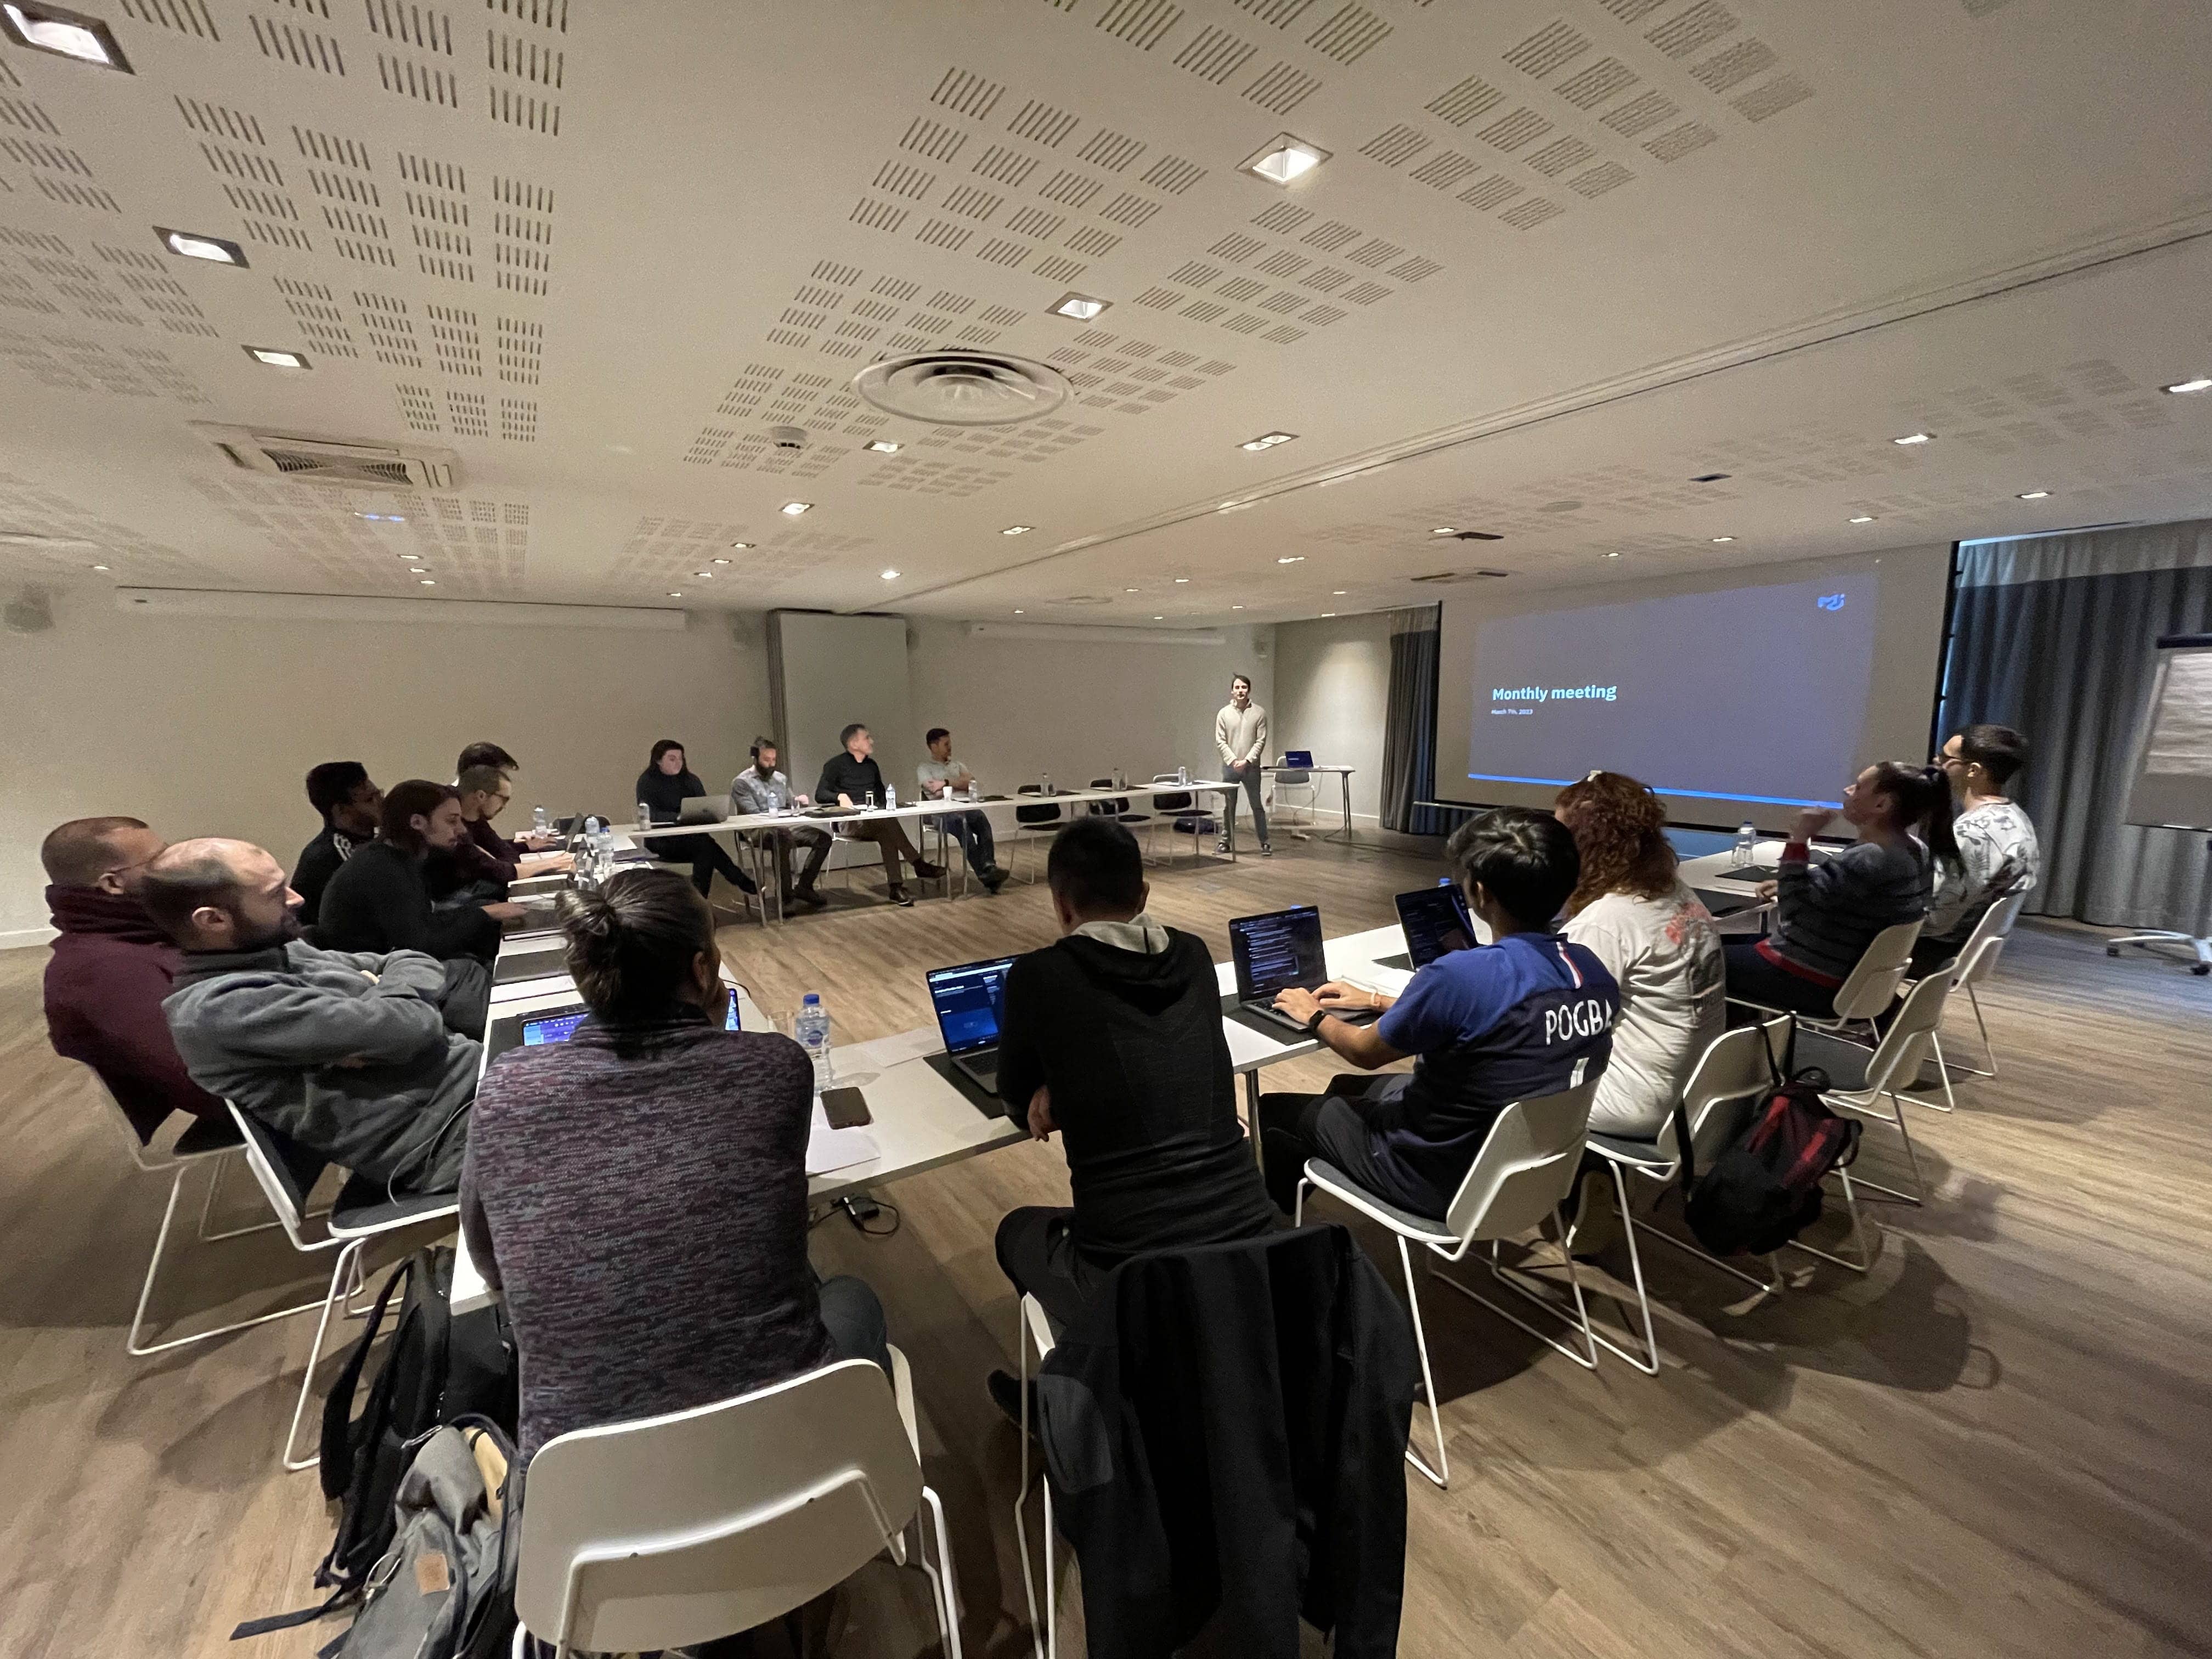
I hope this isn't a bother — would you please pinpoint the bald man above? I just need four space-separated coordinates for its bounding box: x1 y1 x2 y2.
40 816 226 1142
144 838 480 1195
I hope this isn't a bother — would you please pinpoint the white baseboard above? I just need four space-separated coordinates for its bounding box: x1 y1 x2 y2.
1 924 58 952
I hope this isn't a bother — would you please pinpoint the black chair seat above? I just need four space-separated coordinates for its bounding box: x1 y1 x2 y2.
329 1175 460 1235
1584 1130 1672 1169
174 1114 246 1157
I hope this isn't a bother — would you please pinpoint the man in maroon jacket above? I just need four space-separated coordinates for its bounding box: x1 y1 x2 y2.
41 816 226 1143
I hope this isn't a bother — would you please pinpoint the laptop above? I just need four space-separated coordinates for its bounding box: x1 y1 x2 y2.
1228 905 1379 1034
926 954 1016 1094
493 944 566 985
1281 748 1314 769
486 988 743 1064
677 794 730 825
1389 883 1477 971
499 899 562 939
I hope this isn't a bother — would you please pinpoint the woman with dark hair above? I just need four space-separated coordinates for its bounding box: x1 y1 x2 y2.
459 867 888 1474
1554 771 1723 1138
635 739 759 904
1722 761 1958 1016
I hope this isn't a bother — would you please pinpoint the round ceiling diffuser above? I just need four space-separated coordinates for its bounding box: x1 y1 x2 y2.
853 351 1071 426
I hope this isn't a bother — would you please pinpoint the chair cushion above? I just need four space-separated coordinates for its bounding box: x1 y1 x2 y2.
329 1175 461 1236
1304 1159 1458 1243
173 1114 246 1158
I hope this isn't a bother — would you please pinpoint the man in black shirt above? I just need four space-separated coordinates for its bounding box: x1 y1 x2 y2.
985 817 1278 1416
293 761 382 927
816 723 943 907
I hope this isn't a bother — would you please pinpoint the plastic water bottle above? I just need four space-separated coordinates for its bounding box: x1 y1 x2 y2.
1041 771 1051 796
532 804 549 836
1178 764 1189 787
886 783 898 810
1733 821 1757 871
794 993 832 1092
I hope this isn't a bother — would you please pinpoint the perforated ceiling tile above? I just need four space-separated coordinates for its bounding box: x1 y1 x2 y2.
1732 75 1814 122
1305 4 1392 64
1097 0 1183 51
1505 20 1594 78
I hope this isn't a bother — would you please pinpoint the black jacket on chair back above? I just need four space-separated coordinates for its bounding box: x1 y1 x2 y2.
1035 1223 1416 1659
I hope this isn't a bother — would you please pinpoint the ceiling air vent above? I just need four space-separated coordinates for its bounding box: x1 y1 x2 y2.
189 422 461 490
853 351 1071 426
1412 569 1511 583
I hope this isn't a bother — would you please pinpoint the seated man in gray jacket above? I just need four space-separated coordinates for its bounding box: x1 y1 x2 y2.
141 838 480 1196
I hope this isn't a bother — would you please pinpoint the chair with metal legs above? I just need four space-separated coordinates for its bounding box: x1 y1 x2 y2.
225 1105 460 1470
1012 786 1064 883
511 1353 960 1659
1013 1293 1063 1659
82 1071 326 1357
1812 968 1953 1210
1915 889 2025 1086
1579 1017 1793 1374
1295 1078 1600 1488
1143 775 1218 866
1730 917 1923 1047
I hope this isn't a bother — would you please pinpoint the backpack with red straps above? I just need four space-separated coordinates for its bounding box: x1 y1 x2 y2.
1676 1052 1863 1257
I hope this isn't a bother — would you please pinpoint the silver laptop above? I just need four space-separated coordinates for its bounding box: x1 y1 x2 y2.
677 794 730 825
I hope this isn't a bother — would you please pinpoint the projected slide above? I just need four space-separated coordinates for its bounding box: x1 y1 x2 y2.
1469 574 1880 809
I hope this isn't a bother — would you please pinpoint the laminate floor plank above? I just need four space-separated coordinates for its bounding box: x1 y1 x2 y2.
1 839 2206 1658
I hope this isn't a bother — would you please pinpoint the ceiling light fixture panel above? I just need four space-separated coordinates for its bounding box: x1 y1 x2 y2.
1001 525 1032 536
2161 376 2212 396
1242 133 1329 185
157 227 247 267
0 2 130 69
1241 431 1297 451
1050 292 1110 320
780 501 811 516
244 346 309 369
1892 431 1934 445
1849 515 1876 523
863 439 902 454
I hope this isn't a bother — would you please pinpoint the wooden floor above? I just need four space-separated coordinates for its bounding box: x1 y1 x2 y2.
3 835 2209 1659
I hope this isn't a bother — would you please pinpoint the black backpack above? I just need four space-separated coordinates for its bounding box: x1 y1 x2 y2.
234 1246 518 1641
1673 1041 1863 1257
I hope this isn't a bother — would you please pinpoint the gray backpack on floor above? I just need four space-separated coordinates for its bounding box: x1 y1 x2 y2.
332 1417 518 1659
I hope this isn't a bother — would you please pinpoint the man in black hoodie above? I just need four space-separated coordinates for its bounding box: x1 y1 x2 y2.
317 782 517 1032
292 761 382 927
986 817 1279 1413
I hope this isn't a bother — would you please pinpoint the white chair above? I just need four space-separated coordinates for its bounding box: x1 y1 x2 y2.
1579 1017 1794 1373
1730 917 1924 1047
511 1352 959 1659
1923 888 2026 1082
1805 970 1954 1235
1295 1078 1600 1488
225 1104 460 1469
82 1071 325 1357
1013 1294 1063 1659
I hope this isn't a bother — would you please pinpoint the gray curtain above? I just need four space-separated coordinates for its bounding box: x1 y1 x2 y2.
1939 520 2212 930
1381 605 1451 837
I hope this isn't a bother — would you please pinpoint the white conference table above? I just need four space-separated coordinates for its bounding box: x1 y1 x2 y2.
447 917 1432 1314
1262 764 1357 844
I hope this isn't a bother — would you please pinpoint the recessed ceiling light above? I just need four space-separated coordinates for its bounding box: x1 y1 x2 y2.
1431 527 1456 536
244 346 309 370
1002 524 1032 536
1153 615 1165 620
418 578 436 586
730 541 751 550
1601 552 1621 560
711 557 730 565
780 501 811 516
400 553 422 561
693 569 714 578
1690 472 1730 483
1240 431 1297 451
2162 376 2212 396
1277 555 1305 563
1174 577 1190 584
1241 133 1329 185
356 511 405 522
156 227 246 267
1892 431 1934 445
1849 515 1876 523
89 563 108 571
0 3 131 69
863 439 902 454
881 568 900 580
1124 586 1139 592
1013 608 1024 614
1232 604 1245 610
1332 590 1347 595
2017 490 2050 500
1711 535 1735 543
667 591 682 598
1049 292 1110 321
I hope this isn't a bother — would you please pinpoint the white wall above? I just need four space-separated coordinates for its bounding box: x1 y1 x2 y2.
0 593 774 944
1271 611 1398 824
906 619 1275 794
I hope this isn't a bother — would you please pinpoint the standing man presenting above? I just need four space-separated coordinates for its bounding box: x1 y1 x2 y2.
917 727 1008 894
1215 672 1274 857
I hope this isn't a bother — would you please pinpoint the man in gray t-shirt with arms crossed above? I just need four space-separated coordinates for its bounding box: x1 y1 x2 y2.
1214 672 1273 855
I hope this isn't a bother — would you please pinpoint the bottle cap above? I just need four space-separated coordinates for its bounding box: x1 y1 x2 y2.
802 991 821 1005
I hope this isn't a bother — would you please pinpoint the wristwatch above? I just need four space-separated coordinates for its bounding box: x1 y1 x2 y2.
1305 1008 1330 1035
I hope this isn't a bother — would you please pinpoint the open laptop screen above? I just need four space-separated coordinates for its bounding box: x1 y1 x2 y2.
517 989 741 1049
1395 885 1476 969
1282 749 1314 769
1231 906 1326 1000
928 956 1015 1056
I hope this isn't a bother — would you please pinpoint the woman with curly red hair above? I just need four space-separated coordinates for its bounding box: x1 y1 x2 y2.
1552 771 1724 1141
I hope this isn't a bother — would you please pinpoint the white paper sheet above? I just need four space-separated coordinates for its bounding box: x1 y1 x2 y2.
806 1098 880 1175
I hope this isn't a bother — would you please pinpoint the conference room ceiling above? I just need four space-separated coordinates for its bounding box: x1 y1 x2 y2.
1 0 2209 624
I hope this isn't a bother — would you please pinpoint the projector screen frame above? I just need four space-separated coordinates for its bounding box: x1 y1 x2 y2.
1427 543 1956 836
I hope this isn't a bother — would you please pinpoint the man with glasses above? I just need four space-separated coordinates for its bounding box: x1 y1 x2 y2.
1920 724 2039 974
40 816 228 1138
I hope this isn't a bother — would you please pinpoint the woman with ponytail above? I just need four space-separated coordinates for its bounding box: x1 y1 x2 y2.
458 867 889 1474
1554 771 1725 1138
1722 760 1957 1017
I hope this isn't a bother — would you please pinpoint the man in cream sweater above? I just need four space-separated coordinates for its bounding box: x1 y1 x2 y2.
1214 673 1273 855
